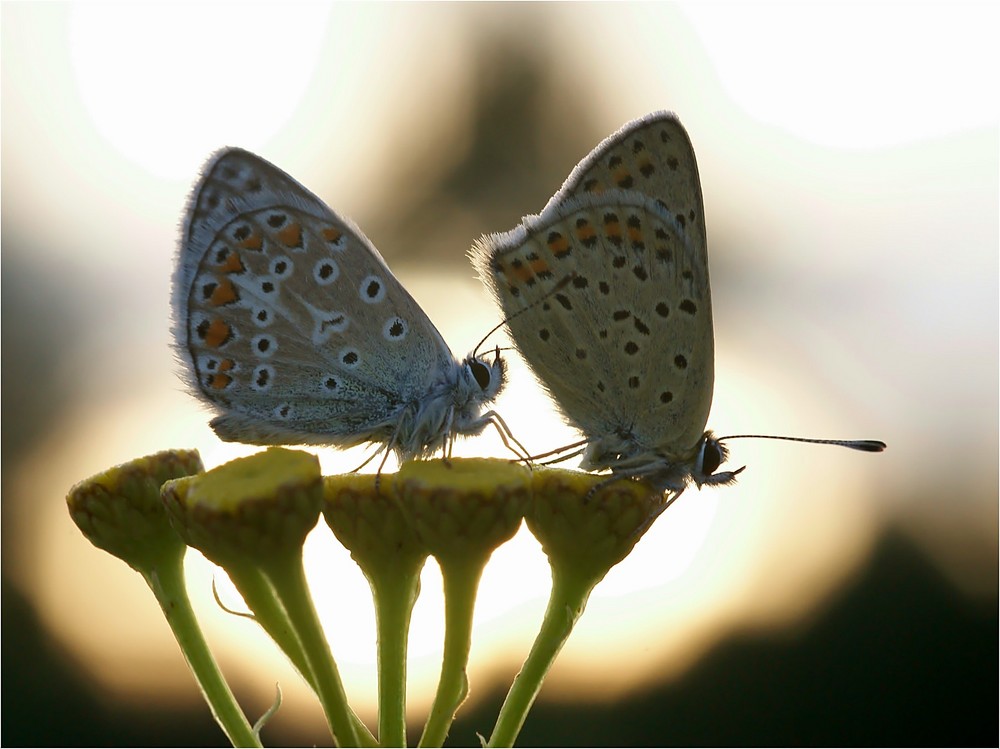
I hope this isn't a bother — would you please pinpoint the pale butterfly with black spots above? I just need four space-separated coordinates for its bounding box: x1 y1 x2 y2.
474 111 883 503
174 147 512 462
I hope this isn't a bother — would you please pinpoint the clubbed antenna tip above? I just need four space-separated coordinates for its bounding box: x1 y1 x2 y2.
718 435 886 452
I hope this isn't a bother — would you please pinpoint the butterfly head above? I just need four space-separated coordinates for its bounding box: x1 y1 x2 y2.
692 431 887 489
691 431 746 488
460 345 506 406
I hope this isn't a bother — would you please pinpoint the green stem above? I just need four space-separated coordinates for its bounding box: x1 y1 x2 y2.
224 565 316 692
487 567 596 748
144 555 260 748
370 564 423 747
419 556 486 748
262 553 366 747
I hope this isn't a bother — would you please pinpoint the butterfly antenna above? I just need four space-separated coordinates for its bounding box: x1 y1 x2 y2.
473 274 575 358
718 434 886 452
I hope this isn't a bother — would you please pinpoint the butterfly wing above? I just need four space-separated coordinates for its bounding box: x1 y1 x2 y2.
174 148 456 447
546 111 707 260
474 113 714 458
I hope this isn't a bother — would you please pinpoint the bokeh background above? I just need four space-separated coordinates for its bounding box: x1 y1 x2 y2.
2 3 996 746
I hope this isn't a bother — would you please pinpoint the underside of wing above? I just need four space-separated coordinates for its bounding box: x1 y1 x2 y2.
475 191 714 453
174 149 455 444
545 112 707 263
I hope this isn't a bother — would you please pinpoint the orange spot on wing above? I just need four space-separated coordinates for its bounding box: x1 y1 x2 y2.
209 279 238 306
207 372 232 390
612 166 632 186
628 226 644 245
547 233 570 255
604 217 622 240
237 232 263 251
322 227 342 243
503 261 535 284
277 222 303 247
529 257 550 275
204 319 233 348
218 251 245 274
575 222 596 243
217 358 235 372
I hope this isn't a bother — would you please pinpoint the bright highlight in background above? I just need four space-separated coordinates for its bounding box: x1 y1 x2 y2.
69 4 331 178
682 4 999 148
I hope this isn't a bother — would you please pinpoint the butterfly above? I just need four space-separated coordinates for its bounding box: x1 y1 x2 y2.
474 112 884 502
173 147 513 462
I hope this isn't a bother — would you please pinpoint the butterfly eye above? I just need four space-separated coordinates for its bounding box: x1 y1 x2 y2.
699 435 724 476
469 359 492 390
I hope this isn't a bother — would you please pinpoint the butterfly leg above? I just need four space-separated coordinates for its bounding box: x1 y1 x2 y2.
440 405 456 465
479 410 533 463
659 487 687 514
521 437 590 465
626 487 682 542
581 473 636 503
374 423 410 495
350 445 387 474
